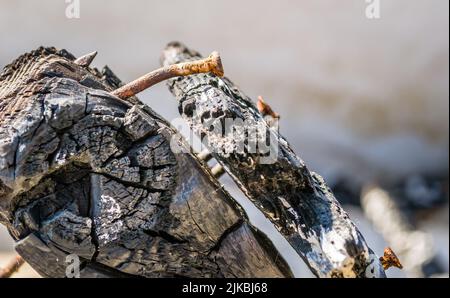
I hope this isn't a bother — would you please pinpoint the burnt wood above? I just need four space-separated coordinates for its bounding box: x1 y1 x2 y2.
0 47 292 278
162 42 386 278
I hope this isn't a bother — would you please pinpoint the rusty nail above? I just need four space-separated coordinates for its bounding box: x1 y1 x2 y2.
112 51 224 100
257 95 280 119
379 247 403 270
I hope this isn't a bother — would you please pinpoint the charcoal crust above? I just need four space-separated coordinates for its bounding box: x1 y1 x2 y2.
0 47 292 278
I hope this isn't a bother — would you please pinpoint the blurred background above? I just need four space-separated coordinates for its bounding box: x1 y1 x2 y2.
0 0 448 277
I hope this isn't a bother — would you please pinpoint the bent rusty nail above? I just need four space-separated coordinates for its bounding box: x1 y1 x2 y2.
112 52 224 100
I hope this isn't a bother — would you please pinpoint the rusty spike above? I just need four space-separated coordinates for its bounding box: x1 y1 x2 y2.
257 95 280 119
380 247 403 270
112 51 224 100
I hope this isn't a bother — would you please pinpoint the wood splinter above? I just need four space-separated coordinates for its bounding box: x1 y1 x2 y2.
74 51 98 67
112 51 224 99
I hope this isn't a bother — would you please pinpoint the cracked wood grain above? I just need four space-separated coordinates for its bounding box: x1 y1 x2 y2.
0 47 292 278
162 42 386 278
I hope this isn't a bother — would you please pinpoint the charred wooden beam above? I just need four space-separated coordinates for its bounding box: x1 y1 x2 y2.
0 47 292 278
162 42 386 278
